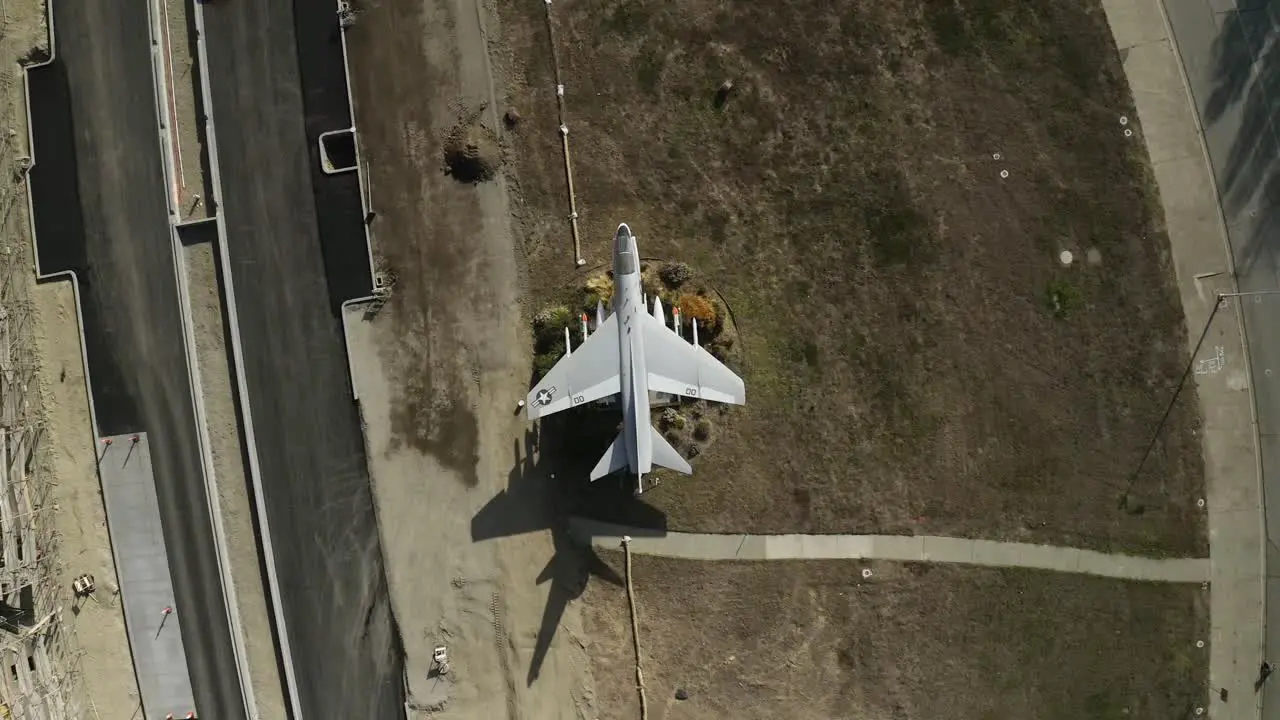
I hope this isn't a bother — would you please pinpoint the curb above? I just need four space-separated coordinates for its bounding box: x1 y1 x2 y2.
333 0 381 405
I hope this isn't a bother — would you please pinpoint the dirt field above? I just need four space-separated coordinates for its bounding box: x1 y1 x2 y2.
31 282 139 717
492 0 1206 557
343 0 598 715
582 554 1207 719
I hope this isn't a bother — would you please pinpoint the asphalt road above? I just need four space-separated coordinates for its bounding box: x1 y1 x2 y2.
27 1 245 717
1161 0 1280 708
200 1 404 716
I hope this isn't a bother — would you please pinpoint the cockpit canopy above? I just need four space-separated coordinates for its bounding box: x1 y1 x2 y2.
614 224 637 275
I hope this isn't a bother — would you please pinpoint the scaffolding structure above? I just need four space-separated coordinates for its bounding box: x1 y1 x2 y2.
0 255 79 720
0 128 85 717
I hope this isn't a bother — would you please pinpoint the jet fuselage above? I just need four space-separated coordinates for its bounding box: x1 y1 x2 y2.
612 223 652 478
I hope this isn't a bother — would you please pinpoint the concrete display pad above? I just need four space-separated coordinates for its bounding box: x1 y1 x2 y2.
98 433 196 719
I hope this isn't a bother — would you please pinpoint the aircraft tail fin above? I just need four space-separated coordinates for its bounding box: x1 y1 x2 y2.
649 425 692 475
590 425 694 480
590 433 629 481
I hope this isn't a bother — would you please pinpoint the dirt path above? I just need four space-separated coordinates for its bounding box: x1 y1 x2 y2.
343 0 596 717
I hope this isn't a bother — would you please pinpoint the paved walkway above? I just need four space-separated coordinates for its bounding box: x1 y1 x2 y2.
1102 0 1268 718
570 518 1211 583
99 434 198 719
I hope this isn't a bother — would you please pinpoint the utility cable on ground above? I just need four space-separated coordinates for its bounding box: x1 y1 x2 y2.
1123 290 1280 507
622 536 648 720
538 0 583 265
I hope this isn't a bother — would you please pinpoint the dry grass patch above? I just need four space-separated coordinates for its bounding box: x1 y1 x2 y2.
494 0 1205 556
580 554 1208 720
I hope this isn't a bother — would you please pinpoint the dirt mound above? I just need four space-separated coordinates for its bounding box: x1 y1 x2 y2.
443 123 501 184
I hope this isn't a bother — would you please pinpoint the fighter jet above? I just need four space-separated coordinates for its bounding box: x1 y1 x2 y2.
526 222 746 492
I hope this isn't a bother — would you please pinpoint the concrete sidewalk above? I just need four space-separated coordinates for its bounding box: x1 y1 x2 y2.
98 434 197 719
570 518 1211 583
1103 0 1265 717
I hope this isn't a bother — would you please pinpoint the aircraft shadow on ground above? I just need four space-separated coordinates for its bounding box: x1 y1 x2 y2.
1203 1 1280 277
470 417 667 687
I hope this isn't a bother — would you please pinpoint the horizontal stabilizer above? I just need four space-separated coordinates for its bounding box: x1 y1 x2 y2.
590 432 629 481
649 425 692 475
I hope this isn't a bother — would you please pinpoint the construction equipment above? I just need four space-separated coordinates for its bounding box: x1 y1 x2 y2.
71 574 93 598
432 646 450 676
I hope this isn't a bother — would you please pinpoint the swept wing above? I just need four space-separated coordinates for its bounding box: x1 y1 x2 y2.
640 312 745 404
526 314 622 419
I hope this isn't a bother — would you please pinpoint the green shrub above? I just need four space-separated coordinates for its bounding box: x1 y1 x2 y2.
1044 279 1079 320
660 262 694 287
693 420 712 441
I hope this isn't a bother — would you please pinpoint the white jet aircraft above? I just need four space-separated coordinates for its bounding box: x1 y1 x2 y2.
526 223 746 492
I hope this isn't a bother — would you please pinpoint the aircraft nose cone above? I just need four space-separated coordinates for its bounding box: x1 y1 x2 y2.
614 223 635 255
